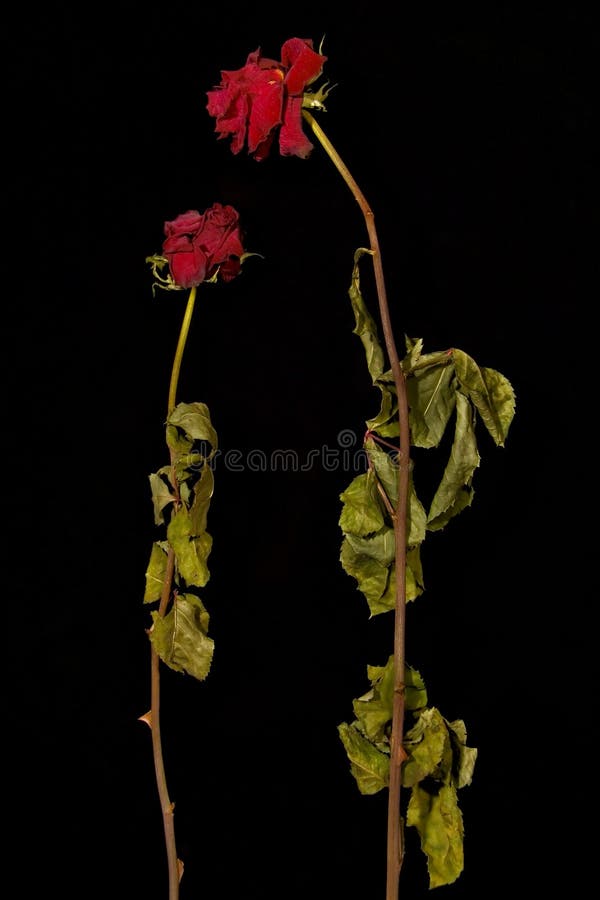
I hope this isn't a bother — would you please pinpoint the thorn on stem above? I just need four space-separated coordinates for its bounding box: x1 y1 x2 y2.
138 711 153 729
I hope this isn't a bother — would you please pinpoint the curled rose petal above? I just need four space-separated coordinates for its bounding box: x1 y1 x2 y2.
280 38 327 96
279 96 314 158
207 50 284 159
247 72 284 155
163 235 208 289
164 210 205 238
207 84 250 155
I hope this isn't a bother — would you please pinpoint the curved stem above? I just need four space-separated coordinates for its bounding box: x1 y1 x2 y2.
303 110 410 900
150 284 198 899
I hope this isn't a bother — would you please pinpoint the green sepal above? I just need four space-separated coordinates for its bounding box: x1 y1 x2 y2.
149 592 214 681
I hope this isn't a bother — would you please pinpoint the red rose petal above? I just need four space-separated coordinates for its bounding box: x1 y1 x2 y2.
279 96 314 158
247 76 284 155
281 38 327 95
164 210 205 238
168 244 208 289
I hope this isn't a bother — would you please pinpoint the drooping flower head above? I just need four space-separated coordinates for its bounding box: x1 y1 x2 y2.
148 203 246 291
207 38 327 161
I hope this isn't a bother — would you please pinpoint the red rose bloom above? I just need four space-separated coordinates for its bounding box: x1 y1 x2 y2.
162 203 245 288
206 37 327 161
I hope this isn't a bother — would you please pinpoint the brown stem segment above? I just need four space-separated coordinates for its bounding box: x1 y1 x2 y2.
147 285 198 899
150 548 179 898
303 110 411 900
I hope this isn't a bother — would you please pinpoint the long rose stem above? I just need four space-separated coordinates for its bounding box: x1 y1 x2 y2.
149 284 198 900
303 110 410 900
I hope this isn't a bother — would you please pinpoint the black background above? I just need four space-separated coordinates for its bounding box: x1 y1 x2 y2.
7 4 596 898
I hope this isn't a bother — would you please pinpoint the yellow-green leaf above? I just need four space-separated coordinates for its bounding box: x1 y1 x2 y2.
144 541 169 603
353 655 395 744
348 248 384 383
364 439 427 545
447 719 478 788
188 463 214 535
339 470 385 536
403 708 451 788
337 722 390 794
167 508 212 588
407 359 456 449
345 528 396 567
427 392 480 530
453 350 516 447
340 537 389 614
148 468 175 526
407 782 464 888
405 665 428 711
149 593 213 681
167 402 218 451
378 548 425 611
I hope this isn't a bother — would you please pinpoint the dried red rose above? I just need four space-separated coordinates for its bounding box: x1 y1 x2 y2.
206 38 327 161
162 204 245 288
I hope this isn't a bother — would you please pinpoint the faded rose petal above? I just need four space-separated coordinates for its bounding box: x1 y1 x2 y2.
207 75 251 156
207 86 250 155
207 51 284 159
164 210 205 238
279 96 314 158
247 74 283 154
196 204 245 268
163 236 208 288
247 48 281 70
217 257 242 282
281 38 327 95
253 130 276 162
208 41 327 160
162 234 195 254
